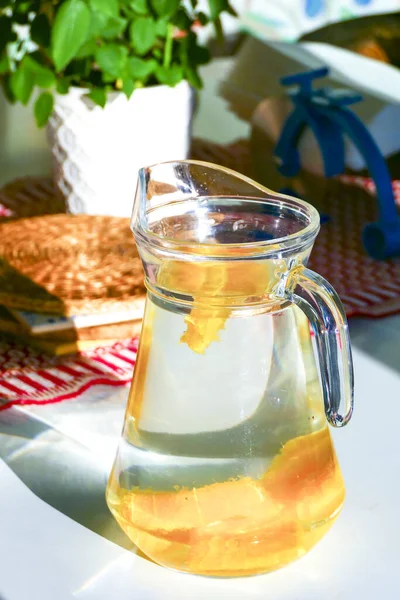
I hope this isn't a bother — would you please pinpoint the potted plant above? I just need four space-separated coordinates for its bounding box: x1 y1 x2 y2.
0 0 235 216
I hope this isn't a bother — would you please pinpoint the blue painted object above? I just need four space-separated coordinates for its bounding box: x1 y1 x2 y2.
273 68 400 259
305 0 325 18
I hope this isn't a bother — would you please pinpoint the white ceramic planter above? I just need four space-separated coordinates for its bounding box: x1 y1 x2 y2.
47 81 194 217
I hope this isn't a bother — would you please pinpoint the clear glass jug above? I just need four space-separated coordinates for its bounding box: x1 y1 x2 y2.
106 161 354 577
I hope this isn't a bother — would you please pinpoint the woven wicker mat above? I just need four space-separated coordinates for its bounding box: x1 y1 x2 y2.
0 138 399 319
0 214 145 315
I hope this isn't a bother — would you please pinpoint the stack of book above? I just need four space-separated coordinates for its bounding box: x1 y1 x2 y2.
0 304 144 355
0 213 146 355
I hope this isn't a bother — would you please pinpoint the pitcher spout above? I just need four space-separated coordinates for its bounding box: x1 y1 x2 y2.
132 160 319 256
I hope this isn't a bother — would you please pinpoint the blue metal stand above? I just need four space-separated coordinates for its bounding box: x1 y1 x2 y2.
274 67 400 259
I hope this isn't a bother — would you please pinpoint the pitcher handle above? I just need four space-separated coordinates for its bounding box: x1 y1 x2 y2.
275 266 354 427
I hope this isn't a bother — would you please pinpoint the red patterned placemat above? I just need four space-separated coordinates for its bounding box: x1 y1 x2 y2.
310 178 400 317
0 338 138 412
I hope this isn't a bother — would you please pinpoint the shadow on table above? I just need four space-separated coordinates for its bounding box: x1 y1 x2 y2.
0 409 134 552
350 315 400 375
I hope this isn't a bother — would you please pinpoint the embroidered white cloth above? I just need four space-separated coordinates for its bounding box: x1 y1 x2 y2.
240 0 400 42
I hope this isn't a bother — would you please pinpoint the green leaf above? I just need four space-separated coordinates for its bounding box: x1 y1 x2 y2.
24 56 56 88
88 11 127 39
56 78 71 94
88 10 108 37
31 13 51 47
129 0 148 15
186 66 202 89
95 44 128 78
128 56 156 79
102 72 116 83
197 11 209 25
2 75 16 103
207 0 236 20
9 61 35 104
51 0 91 71
174 8 191 31
213 16 223 41
75 39 97 59
187 35 210 65
90 0 119 18
0 54 9 74
129 17 157 55
103 16 128 39
86 87 107 107
155 64 183 86
195 45 210 65
36 69 56 88
122 77 135 98
150 0 179 17
180 33 210 70
0 16 17 53
14 1 32 16
34 91 54 127
155 18 168 37
65 58 91 78
34 66 56 88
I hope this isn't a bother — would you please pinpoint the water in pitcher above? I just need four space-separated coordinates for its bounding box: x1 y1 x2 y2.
106 194 347 576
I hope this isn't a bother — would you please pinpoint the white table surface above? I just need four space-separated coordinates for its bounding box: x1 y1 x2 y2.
1 59 400 600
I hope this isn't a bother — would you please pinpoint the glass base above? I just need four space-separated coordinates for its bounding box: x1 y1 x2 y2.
107 498 342 577
106 427 345 578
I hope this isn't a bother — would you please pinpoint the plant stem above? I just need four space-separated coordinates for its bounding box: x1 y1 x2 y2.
163 23 174 69
214 17 223 43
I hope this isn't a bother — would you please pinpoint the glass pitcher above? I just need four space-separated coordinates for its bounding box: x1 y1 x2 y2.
106 161 354 577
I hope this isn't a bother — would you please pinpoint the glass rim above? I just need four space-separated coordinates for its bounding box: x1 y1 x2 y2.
132 160 321 259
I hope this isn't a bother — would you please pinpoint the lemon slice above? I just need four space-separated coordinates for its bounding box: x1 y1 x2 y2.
158 257 274 354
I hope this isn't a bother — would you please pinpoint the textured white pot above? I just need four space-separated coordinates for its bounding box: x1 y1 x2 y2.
47 81 194 217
